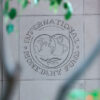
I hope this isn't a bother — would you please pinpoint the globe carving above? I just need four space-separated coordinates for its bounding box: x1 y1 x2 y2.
33 34 70 68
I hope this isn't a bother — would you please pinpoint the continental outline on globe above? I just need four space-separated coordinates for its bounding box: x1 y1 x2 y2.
32 34 70 68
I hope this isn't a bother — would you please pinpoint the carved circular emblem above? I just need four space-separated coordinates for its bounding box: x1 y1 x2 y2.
31 34 70 69
23 19 80 76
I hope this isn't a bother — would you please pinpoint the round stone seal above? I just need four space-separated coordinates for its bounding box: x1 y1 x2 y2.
23 19 80 76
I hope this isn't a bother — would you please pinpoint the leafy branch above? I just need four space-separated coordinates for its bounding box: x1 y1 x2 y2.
3 0 73 34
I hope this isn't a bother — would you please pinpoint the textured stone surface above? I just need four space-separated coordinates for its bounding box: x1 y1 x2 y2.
20 80 85 100
19 16 84 80
84 0 100 14
1 0 100 100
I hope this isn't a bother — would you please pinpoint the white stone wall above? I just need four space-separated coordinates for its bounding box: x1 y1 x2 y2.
1 0 100 100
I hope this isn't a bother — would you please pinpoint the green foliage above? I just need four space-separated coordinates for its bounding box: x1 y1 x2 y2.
9 8 17 20
3 0 73 34
67 89 100 100
4 0 9 13
6 24 14 34
64 2 73 20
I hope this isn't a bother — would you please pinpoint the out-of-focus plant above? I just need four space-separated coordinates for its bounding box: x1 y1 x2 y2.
67 89 100 100
1 1 100 100
3 0 73 34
